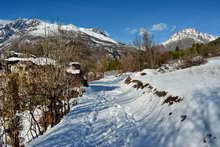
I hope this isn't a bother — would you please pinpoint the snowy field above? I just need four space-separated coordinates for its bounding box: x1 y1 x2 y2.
29 58 220 147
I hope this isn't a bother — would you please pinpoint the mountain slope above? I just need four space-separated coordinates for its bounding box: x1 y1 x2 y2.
0 19 129 57
29 57 220 147
162 28 217 50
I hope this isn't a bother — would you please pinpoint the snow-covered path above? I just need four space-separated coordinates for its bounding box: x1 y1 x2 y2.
29 74 144 147
30 59 220 147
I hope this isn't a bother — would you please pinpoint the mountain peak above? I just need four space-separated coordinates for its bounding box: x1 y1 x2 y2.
162 28 217 50
182 28 197 33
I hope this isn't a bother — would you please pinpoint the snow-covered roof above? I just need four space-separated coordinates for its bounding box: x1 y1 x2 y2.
6 57 56 66
66 68 80 74
69 62 80 66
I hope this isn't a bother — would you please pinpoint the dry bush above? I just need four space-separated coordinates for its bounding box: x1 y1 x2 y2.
140 72 147 76
124 77 149 90
162 96 184 106
0 73 23 147
178 56 207 69
154 90 168 97
0 63 86 145
120 31 169 72
124 76 132 84
132 80 143 89
120 53 142 72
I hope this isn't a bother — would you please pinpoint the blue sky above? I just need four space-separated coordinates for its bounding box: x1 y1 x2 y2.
0 0 219 43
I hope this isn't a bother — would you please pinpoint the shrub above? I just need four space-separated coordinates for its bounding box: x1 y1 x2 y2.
124 76 132 84
132 80 145 89
0 63 86 145
162 96 184 106
154 90 168 97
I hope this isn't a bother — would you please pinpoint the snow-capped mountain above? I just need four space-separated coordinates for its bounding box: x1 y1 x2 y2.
162 28 217 50
0 18 129 57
